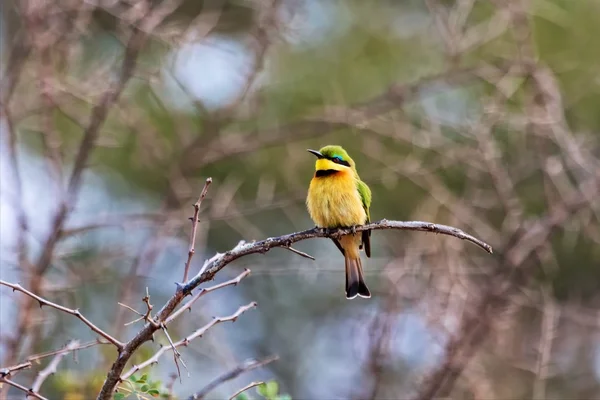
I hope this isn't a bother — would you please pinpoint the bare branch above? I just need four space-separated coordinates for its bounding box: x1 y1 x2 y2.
183 178 213 282
0 376 49 400
31 340 81 392
282 245 316 261
1 339 109 379
228 381 265 400
0 362 31 377
98 218 492 399
533 288 559 400
0 281 123 349
167 269 251 324
188 355 279 400
121 302 257 381
160 322 189 381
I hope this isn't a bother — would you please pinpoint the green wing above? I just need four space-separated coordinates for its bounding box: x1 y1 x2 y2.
357 179 372 257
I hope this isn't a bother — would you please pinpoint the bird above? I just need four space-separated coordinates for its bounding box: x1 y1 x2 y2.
305 145 372 299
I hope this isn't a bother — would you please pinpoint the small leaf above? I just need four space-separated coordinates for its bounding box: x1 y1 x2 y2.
277 394 292 400
140 384 149 392
129 375 138 382
114 393 126 400
257 383 268 397
235 393 249 400
266 381 279 398
139 374 148 383
147 389 160 397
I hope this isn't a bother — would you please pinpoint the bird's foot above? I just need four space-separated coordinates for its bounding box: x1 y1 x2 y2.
314 226 327 235
350 225 357 235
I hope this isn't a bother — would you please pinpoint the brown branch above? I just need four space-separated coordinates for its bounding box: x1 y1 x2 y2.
188 355 279 400
183 178 213 282
228 381 265 400
0 281 123 349
31 340 80 393
97 217 491 399
0 362 31 377
167 269 251 323
3 8 150 369
0 376 49 400
35 22 147 278
120 302 257 380
282 245 316 260
0 339 109 379
160 323 189 381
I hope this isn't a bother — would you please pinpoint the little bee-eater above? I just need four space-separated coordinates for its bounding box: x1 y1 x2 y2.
306 145 372 299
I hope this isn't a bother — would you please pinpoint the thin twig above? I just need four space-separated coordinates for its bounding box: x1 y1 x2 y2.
0 281 123 349
31 340 80 392
120 302 257 381
188 355 279 400
167 269 251 323
533 287 559 400
0 339 109 378
160 322 189 381
0 376 49 400
183 177 213 283
228 381 265 400
0 362 31 377
282 245 315 260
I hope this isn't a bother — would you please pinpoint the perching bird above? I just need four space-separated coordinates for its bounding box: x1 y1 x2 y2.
306 145 372 299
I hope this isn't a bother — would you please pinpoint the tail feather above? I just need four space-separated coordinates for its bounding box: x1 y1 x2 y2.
345 256 371 299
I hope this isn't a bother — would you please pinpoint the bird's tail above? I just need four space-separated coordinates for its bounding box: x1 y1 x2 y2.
345 255 371 299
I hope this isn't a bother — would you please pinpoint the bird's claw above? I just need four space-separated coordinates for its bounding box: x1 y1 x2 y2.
350 225 357 235
314 226 327 235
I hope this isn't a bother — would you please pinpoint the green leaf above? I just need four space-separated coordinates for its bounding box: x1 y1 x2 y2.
266 381 279 398
257 383 268 397
147 389 160 397
129 375 138 382
140 384 149 392
114 393 126 400
235 393 249 400
139 374 148 383
277 394 292 400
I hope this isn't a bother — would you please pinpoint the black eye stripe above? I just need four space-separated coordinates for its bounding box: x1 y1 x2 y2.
331 157 350 167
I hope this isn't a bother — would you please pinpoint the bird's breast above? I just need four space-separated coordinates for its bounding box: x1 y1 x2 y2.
306 172 367 228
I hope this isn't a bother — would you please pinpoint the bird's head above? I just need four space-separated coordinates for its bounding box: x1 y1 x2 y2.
307 145 356 175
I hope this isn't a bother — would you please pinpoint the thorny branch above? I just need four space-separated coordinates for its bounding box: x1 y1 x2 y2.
0 280 124 349
188 355 279 400
97 214 491 398
183 178 213 282
31 340 81 393
120 302 258 381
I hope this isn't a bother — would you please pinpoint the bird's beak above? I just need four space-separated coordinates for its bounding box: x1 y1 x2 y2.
307 149 324 158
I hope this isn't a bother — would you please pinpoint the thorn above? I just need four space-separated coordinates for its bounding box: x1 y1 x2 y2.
38 301 43 308
174 282 184 291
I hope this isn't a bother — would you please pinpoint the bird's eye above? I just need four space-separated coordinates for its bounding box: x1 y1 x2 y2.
332 156 343 162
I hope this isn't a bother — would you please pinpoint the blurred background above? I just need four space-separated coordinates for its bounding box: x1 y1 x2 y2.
1 0 600 398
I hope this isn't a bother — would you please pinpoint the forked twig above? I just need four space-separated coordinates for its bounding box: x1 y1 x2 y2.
121 302 257 380
166 269 251 324
188 355 279 400
183 178 213 283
